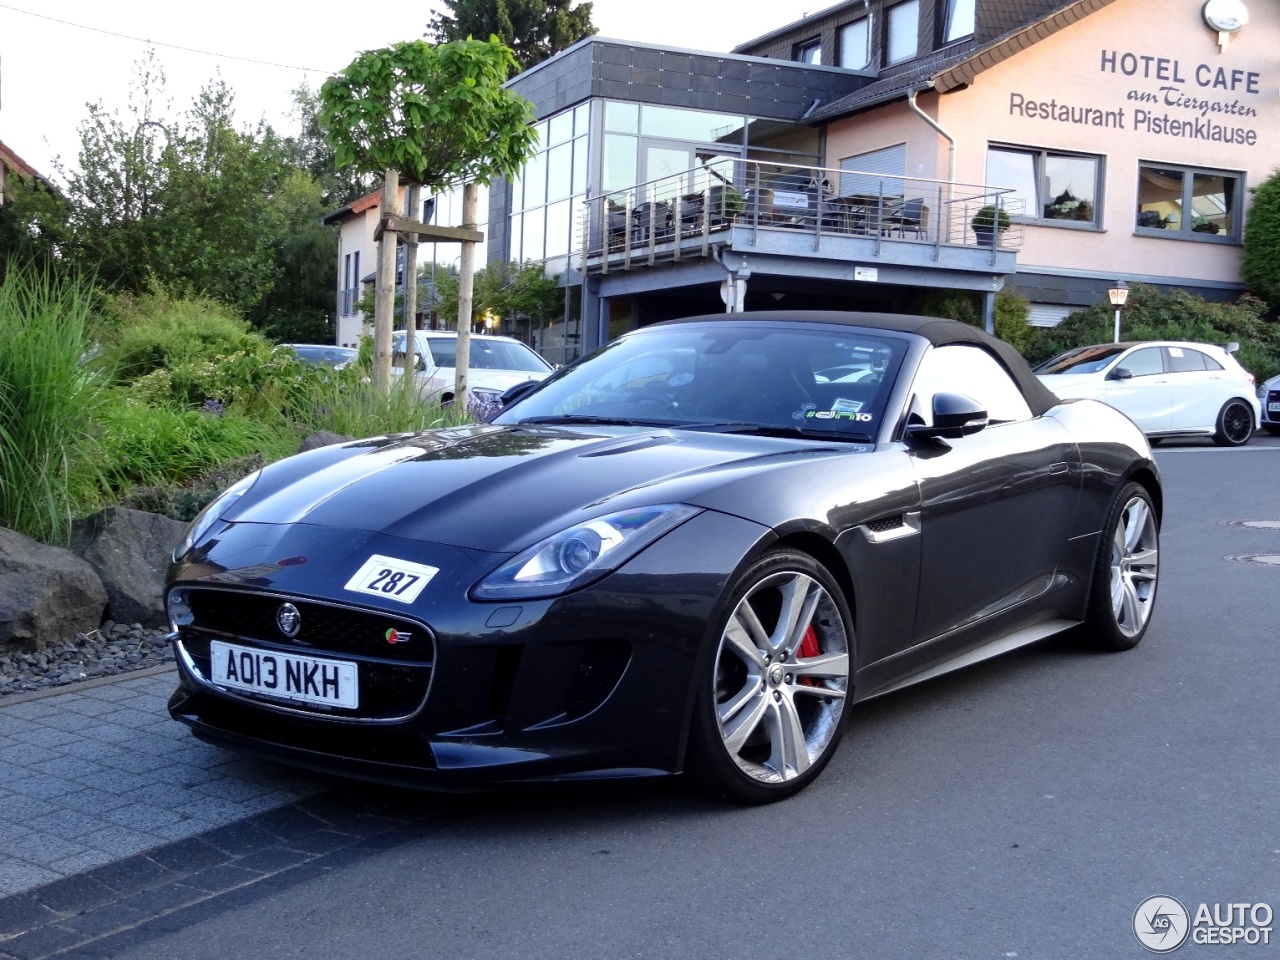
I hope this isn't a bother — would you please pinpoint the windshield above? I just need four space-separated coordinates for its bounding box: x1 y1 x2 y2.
396 337 551 373
1036 345 1126 375
289 345 357 366
492 323 908 438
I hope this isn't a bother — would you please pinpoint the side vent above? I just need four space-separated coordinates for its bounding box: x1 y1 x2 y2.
859 510 921 543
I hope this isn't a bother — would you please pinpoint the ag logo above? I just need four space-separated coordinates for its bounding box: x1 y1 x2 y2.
1134 896 1190 952
275 603 302 639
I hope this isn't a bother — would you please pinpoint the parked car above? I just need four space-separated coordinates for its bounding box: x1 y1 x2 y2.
1036 341 1260 446
1259 373 1280 436
166 311 1161 802
281 344 358 369
391 331 553 415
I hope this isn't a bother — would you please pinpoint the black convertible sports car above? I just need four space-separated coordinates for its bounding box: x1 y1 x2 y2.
166 312 1161 802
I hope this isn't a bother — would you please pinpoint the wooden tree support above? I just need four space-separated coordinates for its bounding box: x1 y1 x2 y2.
375 217 484 244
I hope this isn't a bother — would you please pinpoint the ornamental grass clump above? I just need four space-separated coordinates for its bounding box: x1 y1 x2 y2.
0 267 110 543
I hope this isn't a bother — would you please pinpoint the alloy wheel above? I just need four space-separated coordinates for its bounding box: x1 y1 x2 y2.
713 570 849 784
1219 400 1254 445
1110 496 1159 638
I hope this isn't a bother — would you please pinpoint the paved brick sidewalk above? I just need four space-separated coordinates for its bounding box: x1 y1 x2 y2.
0 669 333 898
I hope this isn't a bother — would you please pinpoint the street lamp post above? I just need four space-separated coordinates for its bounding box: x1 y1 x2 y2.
1108 280 1130 344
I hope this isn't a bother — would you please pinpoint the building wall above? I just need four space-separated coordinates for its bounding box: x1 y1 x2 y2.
821 0 1279 304
937 0 1278 290
335 209 379 347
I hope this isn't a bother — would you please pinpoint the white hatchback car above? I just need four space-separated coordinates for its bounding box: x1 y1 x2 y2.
391 331 553 413
1036 341 1261 446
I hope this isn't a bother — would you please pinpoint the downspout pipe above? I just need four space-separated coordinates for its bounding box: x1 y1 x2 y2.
907 84 956 242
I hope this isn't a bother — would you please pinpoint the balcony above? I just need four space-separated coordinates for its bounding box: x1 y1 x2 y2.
578 159 1023 293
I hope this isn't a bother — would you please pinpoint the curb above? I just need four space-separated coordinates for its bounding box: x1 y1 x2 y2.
0 662 177 707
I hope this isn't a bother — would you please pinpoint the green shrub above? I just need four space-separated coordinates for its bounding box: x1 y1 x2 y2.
971 204 1011 234
1027 284 1280 381
0 267 110 543
1243 166 1280 311
284 369 472 437
95 395 295 494
103 286 256 382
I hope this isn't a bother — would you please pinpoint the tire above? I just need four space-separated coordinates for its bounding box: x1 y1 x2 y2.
688 549 853 803
1083 482 1159 651
1212 398 1254 447
1265 424 1280 438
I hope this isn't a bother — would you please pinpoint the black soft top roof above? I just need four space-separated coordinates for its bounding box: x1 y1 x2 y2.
653 311 1062 417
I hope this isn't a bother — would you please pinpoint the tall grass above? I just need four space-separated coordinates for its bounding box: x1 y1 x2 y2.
0 268 109 544
285 371 474 438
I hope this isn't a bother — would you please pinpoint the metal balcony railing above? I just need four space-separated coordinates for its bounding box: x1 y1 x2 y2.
578 158 1023 272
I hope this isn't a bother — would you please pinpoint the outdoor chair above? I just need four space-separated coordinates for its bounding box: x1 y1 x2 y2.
884 198 927 239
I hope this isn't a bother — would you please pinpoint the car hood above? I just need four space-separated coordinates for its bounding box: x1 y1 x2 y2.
225 424 853 553
1037 373 1103 395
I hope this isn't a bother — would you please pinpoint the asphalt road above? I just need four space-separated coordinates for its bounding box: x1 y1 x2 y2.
49 439 1280 960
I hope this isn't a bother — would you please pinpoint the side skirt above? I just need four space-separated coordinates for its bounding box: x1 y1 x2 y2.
858 618 1078 701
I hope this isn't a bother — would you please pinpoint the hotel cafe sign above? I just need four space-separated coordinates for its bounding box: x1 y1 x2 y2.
1006 1 1267 147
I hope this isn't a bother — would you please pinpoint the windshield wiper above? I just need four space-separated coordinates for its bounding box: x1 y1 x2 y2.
517 415 679 428
684 422 875 443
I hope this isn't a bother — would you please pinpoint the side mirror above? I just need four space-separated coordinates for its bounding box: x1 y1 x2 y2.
500 380 539 408
1109 367 1133 381
905 393 989 442
1223 341 1240 355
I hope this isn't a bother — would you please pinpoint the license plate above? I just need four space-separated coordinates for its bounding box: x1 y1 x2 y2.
209 640 358 709
1269 402 1280 413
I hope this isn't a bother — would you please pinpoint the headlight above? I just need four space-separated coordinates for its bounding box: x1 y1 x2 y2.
469 387 503 404
471 504 702 600
172 469 261 560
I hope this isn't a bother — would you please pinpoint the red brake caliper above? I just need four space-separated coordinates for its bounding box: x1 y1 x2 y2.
798 625 820 686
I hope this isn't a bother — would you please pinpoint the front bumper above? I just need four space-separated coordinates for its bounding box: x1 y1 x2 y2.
166 510 770 787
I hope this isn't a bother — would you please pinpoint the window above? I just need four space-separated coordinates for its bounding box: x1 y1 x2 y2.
794 38 822 64
986 145 1101 226
1119 347 1164 377
1135 163 1241 242
839 19 870 69
839 144 906 197
912 345 1032 424
941 0 975 43
1165 346 1222 373
886 1 919 65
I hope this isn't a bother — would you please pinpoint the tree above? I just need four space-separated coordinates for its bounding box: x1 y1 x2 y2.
319 38 538 394
426 0 597 72
1243 166 1280 314
284 84 372 209
434 260 561 334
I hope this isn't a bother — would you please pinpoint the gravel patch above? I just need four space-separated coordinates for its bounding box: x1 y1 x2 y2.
0 623 175 698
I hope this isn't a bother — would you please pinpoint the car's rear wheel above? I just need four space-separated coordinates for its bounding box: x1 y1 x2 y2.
1084 482 1159 651
689 550 852 803
1212 399 1254 446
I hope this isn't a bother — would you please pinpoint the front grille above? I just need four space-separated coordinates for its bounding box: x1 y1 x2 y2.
177 587 434 721
186 589 429 662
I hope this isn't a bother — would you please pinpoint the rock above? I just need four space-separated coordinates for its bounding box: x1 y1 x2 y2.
298 430 354 453
72 507 187 628
0 527 108 652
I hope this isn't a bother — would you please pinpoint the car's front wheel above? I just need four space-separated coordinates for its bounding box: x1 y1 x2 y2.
1084 482 1159 651
1212 398 1254 446
688 550 852 803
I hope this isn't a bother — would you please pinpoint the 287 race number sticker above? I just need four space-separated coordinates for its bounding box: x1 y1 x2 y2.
343 555 439 604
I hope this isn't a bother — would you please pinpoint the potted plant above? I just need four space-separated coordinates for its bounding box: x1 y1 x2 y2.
971 204 1011 245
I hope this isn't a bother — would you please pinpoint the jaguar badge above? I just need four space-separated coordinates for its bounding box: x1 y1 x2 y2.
276 603 302 638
